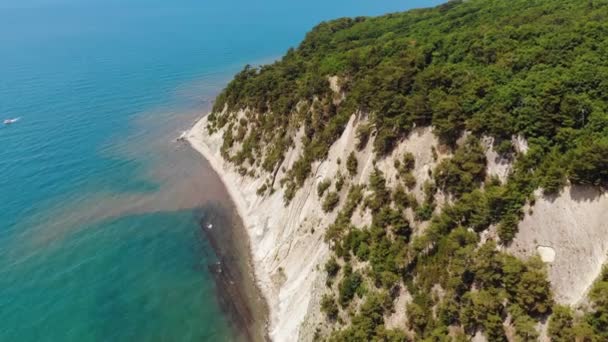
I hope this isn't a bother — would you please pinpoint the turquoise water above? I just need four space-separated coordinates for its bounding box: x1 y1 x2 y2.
0 0 442 340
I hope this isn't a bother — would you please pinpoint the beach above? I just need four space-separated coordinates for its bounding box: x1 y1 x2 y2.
195 200 270 342
185 115 280 339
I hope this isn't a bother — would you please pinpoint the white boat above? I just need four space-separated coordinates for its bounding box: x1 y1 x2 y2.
3 118 19 125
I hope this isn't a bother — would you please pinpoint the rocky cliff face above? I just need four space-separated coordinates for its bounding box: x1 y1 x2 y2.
510 186 608 305
190 107 608 341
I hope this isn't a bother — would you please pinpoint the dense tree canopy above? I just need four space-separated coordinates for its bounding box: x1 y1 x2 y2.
210 0 608 194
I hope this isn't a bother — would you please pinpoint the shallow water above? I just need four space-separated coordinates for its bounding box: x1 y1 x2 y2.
0 0 443 340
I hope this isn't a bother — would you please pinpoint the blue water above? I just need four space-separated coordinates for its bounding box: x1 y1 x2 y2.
0 0 443 340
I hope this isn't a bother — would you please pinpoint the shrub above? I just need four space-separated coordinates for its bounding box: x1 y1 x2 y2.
497 213 520 244
335 173 345 192
283 181 296 205
321 294 339 321
323 192 340 212
256 183 268 195
415 203 434 221
317 179 331 197
356 124 372 150
407 302 430 334
325 257 340 278
365 168 390 212
542 165 567 194
401 152 416 172
402 172 417 189
346 152 358 176
496 139 514 156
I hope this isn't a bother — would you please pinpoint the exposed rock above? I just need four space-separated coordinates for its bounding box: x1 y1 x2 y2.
510 186 608 304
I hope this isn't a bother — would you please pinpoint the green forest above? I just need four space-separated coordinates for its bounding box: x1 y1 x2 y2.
207 0 608 340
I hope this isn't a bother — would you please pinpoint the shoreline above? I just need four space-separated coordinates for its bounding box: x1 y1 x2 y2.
185 114 275 340
196 202 269 342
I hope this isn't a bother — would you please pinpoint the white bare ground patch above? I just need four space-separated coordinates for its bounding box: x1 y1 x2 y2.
512 135 529 155
482 136 512 183
351 206 372 228
537 320 550 342
509 186 608 304
385 286 412 330
328 76 341 94
328 76 345 105
472 330 488 342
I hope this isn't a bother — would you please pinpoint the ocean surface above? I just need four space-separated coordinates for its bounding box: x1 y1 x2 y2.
0 0 443 340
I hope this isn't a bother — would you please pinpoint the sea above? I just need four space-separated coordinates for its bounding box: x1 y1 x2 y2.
0 0 443 340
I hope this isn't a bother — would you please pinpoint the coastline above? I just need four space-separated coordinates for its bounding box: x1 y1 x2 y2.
185 112 332 341
185 114 277 340
196 201 269 342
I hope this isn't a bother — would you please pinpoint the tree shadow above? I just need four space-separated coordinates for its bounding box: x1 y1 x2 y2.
541 185 603 204
568 185 604 203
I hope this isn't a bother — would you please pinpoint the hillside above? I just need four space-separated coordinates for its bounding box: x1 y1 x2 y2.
198 0 608 340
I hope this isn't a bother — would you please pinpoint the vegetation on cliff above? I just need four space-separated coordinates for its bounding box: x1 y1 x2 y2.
210 0 608 191
207 0 608 339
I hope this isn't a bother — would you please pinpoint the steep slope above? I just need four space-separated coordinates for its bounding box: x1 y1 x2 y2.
192 0 608 340
510 186 608 304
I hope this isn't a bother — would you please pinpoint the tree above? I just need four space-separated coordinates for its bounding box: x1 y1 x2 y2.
510 305 539 341
347 152 358 176
434 137 486 197
569 137 608 187
338 265 363 307
515 257 554 316
472 241 503 288
460 289 505 335
548 305 574 342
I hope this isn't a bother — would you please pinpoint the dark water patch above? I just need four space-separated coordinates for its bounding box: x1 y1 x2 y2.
197 203 269 342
